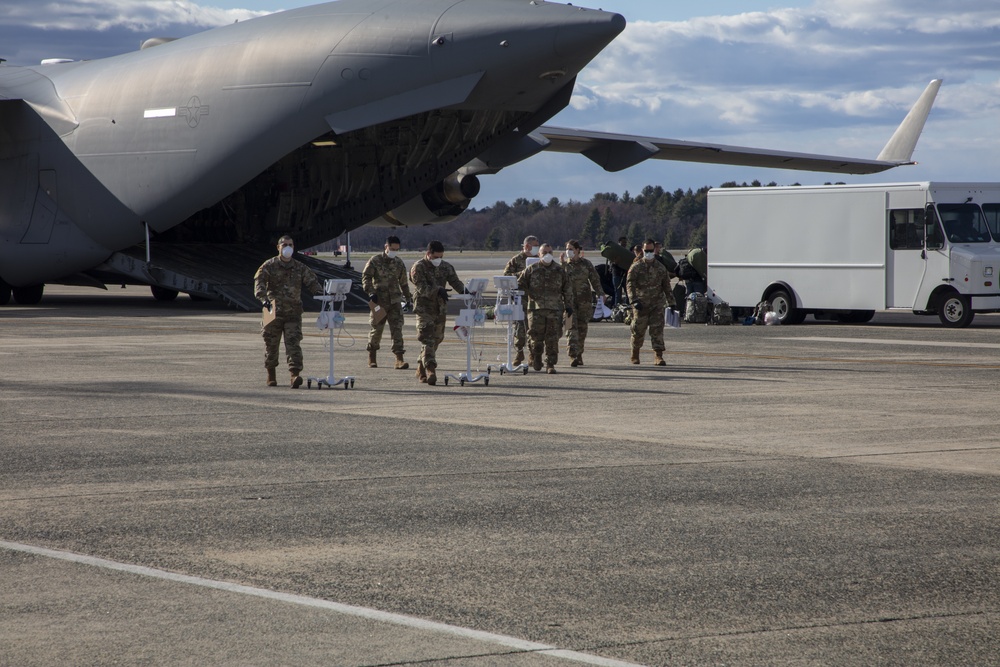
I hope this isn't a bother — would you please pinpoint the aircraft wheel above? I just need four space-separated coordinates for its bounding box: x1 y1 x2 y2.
12 284 44 305
151 285 179 301
937 292 974 328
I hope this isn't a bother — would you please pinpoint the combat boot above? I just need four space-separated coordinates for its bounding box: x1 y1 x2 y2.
630 346 641 365
368 349 378 368
546 366 557 374
290 372 303 389
426 364 438 386
394 352 409 370
513 349 524 366
654 351 666 367
416 360 427 383
570 355 581 367
266 368 277 387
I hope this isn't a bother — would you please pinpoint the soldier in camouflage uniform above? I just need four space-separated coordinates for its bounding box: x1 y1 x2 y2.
562 239 605 367
626 238 676 367
503 235 539 366
517 243 573 374
362 235 413 370
253 235 323 387
409 240 466 386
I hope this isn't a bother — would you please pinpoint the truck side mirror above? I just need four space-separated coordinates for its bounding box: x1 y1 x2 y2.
925 205 944 250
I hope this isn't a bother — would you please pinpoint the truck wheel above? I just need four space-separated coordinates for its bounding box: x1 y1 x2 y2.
150 286 179 301
937 293 974 328
768 289 805 325
12 284 44 305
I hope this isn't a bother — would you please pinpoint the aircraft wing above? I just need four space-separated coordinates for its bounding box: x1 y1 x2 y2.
0 67 79 135
486 79 942 176
532 127 905 175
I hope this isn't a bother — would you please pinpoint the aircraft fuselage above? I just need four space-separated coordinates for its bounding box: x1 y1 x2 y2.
0 0 625 287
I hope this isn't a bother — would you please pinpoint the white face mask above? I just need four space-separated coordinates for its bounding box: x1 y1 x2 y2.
430 257 443 267
386 250 397 259
528 246 539 256
565 249 575 259
281 246 294 259
541 253 554 264
644 251 655 261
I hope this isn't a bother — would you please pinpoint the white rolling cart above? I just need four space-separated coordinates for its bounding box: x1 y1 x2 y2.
307 278 356 390
487 275 528 376
444 278 490 387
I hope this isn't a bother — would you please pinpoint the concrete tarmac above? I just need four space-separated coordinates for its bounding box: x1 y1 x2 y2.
1 280 999 666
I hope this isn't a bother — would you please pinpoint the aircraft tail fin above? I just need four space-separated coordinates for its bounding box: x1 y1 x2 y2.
876 79 942 163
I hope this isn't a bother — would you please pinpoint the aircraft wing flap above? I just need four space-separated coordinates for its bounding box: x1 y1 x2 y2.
535 126 901 175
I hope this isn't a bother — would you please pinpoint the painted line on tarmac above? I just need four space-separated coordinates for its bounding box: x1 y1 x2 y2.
777 336 1000 350
0 540 646 667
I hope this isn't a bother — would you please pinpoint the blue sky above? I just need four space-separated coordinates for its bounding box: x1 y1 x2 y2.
2 1 998 206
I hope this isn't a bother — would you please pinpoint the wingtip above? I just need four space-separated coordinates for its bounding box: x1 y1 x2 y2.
876 79 942 163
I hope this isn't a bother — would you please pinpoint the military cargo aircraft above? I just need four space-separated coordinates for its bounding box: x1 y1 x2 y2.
0 0 940 308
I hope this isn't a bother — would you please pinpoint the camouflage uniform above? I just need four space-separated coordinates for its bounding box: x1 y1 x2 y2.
253 256 323 375
362 252 413 355
503 252 531 353
562 257 605 358
517 261 573 369
626 258 676 354
409 257 465 370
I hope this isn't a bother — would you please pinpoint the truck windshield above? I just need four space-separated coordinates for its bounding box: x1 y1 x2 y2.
984 204 1000 242
937 203 991 243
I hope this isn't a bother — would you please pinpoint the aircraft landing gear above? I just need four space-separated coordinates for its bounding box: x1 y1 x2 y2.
12 284 44 305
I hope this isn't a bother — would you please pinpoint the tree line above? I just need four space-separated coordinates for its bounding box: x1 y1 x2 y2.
319 180 807 253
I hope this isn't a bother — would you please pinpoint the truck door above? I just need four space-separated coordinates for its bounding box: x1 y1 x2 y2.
886 207 927 308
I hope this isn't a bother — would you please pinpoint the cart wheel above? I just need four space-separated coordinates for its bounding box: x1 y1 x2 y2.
484 377 489 386
460 379 465 386
307 380 312 389
499 368 505 375
350 379 355 388
343 381 349 390
522 367 528 375
444 377 449 386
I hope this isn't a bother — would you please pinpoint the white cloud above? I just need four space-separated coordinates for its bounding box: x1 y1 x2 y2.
2 0 266 32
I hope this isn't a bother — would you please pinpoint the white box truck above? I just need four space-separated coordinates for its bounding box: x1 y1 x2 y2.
707 182 1000 327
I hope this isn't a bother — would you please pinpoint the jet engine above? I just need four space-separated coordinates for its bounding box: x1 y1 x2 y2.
372 173 481 227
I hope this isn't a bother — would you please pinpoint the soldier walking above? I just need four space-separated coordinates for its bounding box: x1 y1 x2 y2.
253 235 324 387
409 240 466 385
626 238 676 366
562 239 605 367
503 235 539 366
518 243 573 374
362 235 413 370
